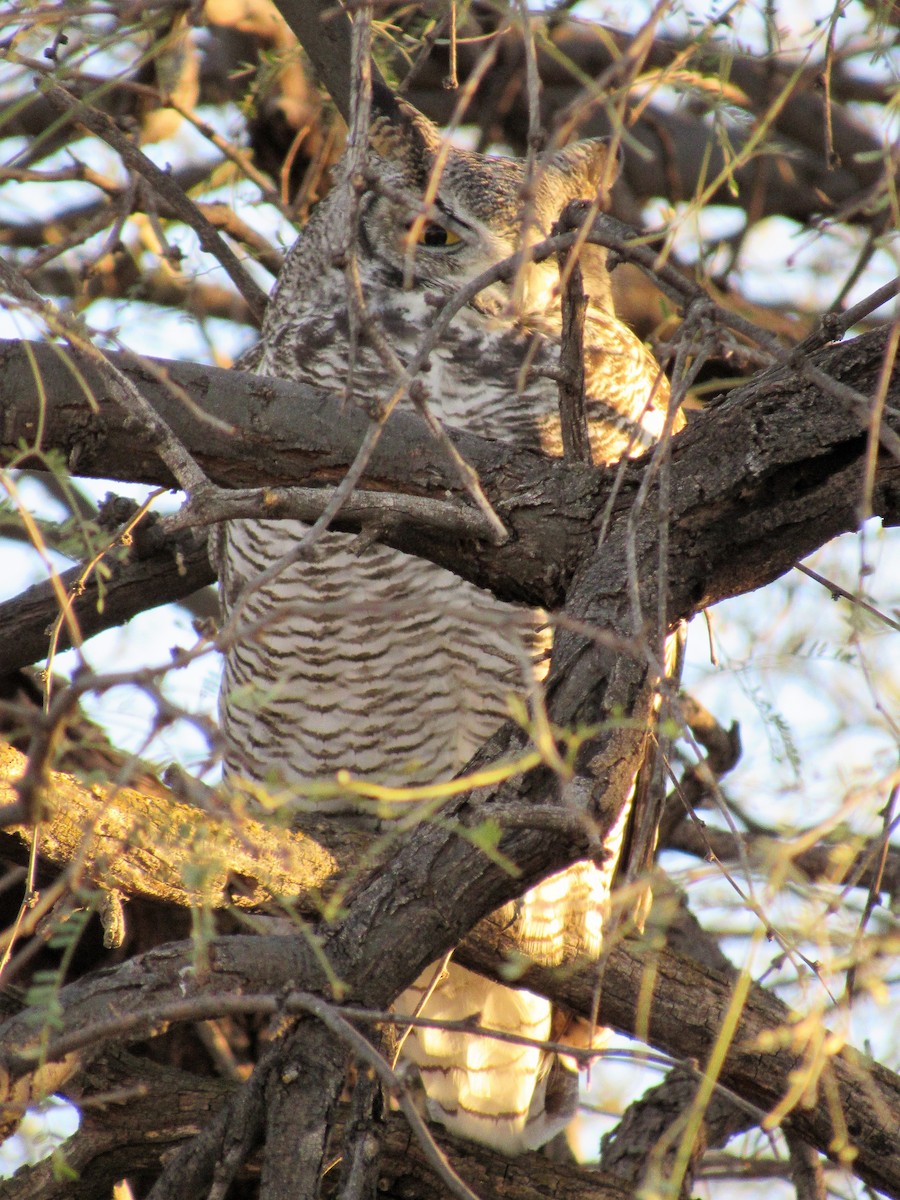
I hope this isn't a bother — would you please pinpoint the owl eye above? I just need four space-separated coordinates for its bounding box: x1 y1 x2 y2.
416 221 461 248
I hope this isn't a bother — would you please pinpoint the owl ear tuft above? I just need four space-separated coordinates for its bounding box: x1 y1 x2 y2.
369 83 441 187
547 138 622 205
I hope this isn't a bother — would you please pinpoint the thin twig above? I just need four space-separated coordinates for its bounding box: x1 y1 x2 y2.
844 781 898 1001
0 257 213 496
444 2 458 89
34 72 268 324
794 562 900 634
157 481 497 540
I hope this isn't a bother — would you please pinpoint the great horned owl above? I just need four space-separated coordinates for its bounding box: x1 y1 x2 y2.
218 88 679 1154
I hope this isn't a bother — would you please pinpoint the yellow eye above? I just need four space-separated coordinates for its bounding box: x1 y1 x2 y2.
417 221 461 248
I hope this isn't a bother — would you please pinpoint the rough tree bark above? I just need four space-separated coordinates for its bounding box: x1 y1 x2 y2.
2 326 898 623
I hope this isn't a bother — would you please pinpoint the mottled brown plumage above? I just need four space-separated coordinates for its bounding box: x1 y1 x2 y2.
217 93 680 1153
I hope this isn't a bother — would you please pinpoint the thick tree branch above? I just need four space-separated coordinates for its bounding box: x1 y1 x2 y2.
271 0 375 127
1 922 897 1197
598 1061 756 1193
462 914 900 1199
1 326 898 632
0 743 359 909
0 524 212 676
1 1051 634 1200
664 816 900 907
2 747 899 1198
5 740 894 947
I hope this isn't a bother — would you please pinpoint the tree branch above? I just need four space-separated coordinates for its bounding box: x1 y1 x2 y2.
272 0 391 128
1 326 898 632
664 816 900 907
462 914 900 1199
2 747 899 1198
0 742 361 907
33 74 268 325
0 523 213 676
1 1050 634 1200
599 1061 756 1194
1 921 897 1197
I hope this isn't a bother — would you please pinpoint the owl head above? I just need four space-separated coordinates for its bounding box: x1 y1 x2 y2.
354 83 620 315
